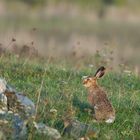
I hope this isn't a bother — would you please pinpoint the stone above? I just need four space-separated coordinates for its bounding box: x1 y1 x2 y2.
0 79 7 93
34 122 61 140
0 78 61 140
0 78 35 139
64 119 98 139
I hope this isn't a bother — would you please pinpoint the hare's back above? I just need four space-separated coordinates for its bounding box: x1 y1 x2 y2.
95 90 113 112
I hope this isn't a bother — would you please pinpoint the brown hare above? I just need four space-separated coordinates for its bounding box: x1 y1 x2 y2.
83 66 115 123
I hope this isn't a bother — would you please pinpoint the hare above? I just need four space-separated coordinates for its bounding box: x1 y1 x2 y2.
83 66 115 123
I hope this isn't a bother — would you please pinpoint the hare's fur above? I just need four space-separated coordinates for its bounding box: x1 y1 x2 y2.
83 67 115 123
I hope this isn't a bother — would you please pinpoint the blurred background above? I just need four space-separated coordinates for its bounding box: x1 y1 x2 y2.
0 0 140 73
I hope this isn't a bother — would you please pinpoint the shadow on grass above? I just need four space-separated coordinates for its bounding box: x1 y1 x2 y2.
72 96 94 113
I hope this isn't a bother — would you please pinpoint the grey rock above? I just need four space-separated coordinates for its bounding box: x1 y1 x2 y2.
0 78 35 139
0 79 7 94
16 93 35 118
34 122 61 140
0 78 61 140
64 119 98 139
0 93 7 114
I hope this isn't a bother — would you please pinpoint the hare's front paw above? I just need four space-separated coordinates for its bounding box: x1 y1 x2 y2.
91 114 97 122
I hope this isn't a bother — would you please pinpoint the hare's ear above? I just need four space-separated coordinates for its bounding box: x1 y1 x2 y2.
94 66 106 78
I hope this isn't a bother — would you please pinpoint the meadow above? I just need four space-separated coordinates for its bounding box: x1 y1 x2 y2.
0 54 140 139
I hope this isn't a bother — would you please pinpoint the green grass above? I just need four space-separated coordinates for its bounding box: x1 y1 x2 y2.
0 56 140 139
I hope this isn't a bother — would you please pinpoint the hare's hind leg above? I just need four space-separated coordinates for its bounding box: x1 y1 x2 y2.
94 110 104 122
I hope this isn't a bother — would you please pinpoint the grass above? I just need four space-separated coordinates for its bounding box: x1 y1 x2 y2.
0 55 140 139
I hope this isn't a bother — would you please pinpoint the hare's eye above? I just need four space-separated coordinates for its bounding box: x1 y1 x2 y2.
83 79 89 83
88 78 92 81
